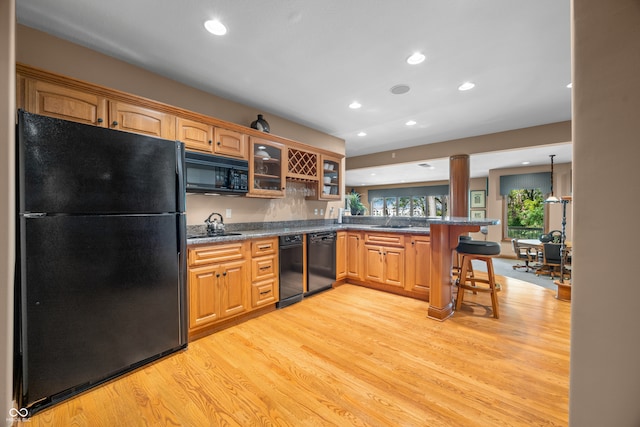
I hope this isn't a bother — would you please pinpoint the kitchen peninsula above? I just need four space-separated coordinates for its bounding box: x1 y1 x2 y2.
186 215 499 338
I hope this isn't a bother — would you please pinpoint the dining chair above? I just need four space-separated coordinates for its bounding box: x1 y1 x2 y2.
540 230 562 244
511 239 538 272
536 243 566 279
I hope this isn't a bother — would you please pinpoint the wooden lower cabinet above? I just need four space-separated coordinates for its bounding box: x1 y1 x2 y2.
251 279 278 308
250 238 279 308
405 235 431 296
363 232 406 288
336 231 347 280
364 244 405 287
346 232 363 280
187 237 280 339
189 259 248 328
342 231 429 301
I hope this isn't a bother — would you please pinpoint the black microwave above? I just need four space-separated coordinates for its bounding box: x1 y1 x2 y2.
185 151 249 194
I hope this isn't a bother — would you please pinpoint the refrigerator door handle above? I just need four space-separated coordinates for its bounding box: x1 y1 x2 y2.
23 213 47 218
177 213 188 345
176 142 186 213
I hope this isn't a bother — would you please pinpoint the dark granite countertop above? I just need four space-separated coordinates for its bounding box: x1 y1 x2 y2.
185 216 499 245
186 223 430 245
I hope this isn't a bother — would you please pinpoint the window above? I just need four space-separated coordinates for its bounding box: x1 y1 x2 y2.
427 195 448 217
506 188 544 239
368 187 448 218
500 172 551 240
411 196 425 216
370 198 384 216
398 197 412 216
385 197 397 216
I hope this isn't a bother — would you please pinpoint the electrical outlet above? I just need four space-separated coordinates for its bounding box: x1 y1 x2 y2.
320 208 324 215
314 208 318 215
225 208 232 218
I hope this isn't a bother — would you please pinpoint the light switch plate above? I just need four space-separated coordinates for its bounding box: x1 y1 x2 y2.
226 208 232 218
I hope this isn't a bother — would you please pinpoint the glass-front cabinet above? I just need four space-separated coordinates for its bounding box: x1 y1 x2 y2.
249 137 286 198
319 155 341 200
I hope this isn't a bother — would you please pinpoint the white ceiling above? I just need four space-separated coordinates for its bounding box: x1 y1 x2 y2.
16 0 572 187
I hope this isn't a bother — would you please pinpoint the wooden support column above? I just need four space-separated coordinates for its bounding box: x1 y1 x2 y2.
428 223 479 321
449 154 470 217
427 154 473 321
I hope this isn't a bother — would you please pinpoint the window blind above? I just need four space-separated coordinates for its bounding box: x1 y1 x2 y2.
499 172 551 195
367 185 449 201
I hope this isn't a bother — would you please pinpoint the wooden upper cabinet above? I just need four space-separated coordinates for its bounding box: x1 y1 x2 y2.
176 119 248 159
25 79 107 127
176 117 214 152
287 147 319 181
109 100 175 139
214 128 247 159
248 137 286 198
319 154 341 200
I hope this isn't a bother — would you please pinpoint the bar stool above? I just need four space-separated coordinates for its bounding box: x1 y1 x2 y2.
455 239 501 318
452 235 473 280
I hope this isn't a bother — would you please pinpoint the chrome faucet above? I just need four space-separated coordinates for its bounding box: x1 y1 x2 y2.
205 212 225 235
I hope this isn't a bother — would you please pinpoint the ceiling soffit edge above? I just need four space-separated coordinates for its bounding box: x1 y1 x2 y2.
346 121 572 170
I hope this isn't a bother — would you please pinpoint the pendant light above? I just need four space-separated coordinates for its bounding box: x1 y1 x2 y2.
545 154 560 203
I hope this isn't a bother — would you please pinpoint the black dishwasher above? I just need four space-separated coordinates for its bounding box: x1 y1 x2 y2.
306 231 336 296
277 234 304 308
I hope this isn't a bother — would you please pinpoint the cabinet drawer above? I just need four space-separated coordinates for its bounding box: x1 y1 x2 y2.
252 255 276 281
188 242 246 267
251 278 277 308
252 238 277 257
364 232 406 247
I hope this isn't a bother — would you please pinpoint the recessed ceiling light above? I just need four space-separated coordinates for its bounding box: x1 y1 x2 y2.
357 131 367 137
458 82 475 91
566 82 572 88
406 52 425 65
204 19 227 36
418 163 435 169
390 84 410 95
406 120 417 126
522 161 531 165
370 173 376 176
349 101 362 109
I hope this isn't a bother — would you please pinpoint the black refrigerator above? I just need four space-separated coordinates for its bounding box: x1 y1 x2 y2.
14 111 188 415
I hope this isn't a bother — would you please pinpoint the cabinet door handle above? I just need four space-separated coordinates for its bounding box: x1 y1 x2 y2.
208 140 213 145
260 290 271 296
258 245 270 250
97 118 103 124
223 271 227 276
217 141 221 145
216 273 220 278
259 266 271 271
111 120 118 127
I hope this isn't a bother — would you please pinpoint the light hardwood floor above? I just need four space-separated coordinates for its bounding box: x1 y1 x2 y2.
18 275 570 426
